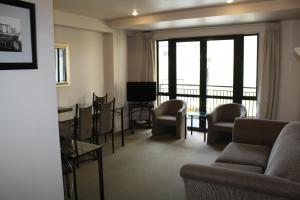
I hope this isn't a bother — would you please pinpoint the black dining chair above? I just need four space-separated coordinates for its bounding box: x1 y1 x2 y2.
94 98 116 153
73 104 94 165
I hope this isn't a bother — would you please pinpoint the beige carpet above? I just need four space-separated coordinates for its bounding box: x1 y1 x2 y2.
71 129 226 200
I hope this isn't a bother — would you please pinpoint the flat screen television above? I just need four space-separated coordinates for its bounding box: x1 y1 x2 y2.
127 82 156 102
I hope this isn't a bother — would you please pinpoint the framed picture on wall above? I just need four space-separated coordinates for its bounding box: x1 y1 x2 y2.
0 0 37 70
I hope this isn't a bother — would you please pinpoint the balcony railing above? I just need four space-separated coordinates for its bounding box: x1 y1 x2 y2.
158 84 257 117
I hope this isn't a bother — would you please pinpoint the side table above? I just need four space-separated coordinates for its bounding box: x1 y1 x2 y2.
185 112 207 142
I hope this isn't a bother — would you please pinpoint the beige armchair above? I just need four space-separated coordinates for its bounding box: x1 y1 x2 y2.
151 99 187 139
207 103 247 144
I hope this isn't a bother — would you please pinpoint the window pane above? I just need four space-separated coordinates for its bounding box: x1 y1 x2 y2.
55 49 58 82
157 95 169 105
243 36 257 97
242 100 256 117
177 96 200 113
176 41 200 95
207 40 234 97
59 48 66 82
158 41 169 93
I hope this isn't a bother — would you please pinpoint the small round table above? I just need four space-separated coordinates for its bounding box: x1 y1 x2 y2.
185 112 207 142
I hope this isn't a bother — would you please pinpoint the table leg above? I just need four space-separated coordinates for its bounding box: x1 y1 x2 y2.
97 148 104 200
72 159 78 200
191 116 194 135
121 108 124 147
184 115 187 139
129 106 134 134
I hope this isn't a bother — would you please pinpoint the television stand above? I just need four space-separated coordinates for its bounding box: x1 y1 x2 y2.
128 102 154 133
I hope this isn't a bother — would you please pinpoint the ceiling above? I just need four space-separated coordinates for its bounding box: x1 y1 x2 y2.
53 0 300 31
53 0 251 20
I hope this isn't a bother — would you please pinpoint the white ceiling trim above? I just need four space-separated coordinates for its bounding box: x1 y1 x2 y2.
107 0 300 29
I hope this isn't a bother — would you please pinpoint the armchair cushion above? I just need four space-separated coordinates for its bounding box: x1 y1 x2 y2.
216 142 271 170
155 115 176 126
213 122 234 132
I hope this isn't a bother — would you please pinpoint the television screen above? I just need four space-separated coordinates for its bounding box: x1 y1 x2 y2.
127 82 157 102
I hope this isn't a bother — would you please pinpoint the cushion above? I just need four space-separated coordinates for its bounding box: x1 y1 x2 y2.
265 122 300 183
213 122 234 133
212 162 264 173
155 115 176 126
216 142 271 170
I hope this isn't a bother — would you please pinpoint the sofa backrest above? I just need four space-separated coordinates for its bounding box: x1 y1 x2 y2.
232 118 287 146
265 122 300 184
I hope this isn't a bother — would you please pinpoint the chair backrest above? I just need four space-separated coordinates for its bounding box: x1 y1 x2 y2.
97 98 115 134
215 103 247 122
93 92 107 105
163 99 186 116
75 104 93 141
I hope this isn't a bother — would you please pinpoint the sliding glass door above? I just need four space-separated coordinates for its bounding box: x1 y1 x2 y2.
206 39 234 112
157 34 258 130
176 41 201 113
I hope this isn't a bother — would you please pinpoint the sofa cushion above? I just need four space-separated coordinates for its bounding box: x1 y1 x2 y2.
155 115 176 126
216 142 271 170
212 162 264 173
265 122 300 183
213 122 234 133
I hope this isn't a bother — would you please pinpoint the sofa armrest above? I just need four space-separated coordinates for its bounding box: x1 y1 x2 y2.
232 118 288 146
180 164 300 200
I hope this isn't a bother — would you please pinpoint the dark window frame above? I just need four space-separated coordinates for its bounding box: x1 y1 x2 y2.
156 34 258 118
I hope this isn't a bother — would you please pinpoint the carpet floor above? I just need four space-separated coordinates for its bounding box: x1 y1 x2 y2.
70 128 227 200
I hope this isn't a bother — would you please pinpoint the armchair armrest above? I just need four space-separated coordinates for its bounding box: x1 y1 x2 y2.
180 164 300 200
176 102 187 118
207 111 217 127
232 118 288 146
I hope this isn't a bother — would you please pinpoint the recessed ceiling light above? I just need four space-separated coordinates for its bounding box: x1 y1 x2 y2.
226 0 234 3
132 9 138 16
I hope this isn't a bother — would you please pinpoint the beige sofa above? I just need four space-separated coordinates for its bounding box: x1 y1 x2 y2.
181 118 300 200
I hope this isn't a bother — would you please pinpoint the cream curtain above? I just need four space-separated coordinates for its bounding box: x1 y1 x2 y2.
257 23 281 119
142 32 156 81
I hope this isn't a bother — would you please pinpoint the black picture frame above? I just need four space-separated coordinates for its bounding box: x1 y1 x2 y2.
0 0 37 70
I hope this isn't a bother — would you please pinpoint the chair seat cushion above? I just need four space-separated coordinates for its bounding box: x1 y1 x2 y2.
265 122 300 183
216 142 271 170
212 162 264 174
213 122 234 133
155 115 176 126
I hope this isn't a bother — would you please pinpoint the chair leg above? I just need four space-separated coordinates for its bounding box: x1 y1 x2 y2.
64 174 71 198
105 133 107 143
112 130 115 154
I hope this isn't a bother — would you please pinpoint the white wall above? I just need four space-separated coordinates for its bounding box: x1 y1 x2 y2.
277 20 300 121
127 33 144 81
54 11 128 129
55 25 105 108
0 0 64 199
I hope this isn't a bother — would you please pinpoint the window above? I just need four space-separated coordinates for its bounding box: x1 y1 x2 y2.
157 34 258 126
55 43 70 86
